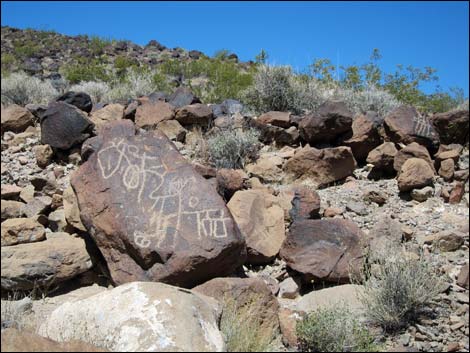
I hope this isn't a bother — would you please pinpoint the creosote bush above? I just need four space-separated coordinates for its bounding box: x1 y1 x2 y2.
220 295 277 352
357 249 441 332
207 128 261 169
296 304 378 352
1 72 58 106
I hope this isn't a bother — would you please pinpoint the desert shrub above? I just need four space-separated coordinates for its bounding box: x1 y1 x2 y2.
1 53 16 76
336 85 401 117
61 58 110 84
114 55 139 77
455 99 469 111
105 68 158 102
69 81 111 103
358 250 441 332
12 39 41 58
296 304 378 352
1 72 58 106
220 295 277 352
89 35 112 56
207 128 261 169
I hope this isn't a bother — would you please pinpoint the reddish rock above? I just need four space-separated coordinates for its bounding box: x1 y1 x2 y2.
278 308 305 348
1 184 22 200
393 142 435 174
439 159 455 181
1 105 35 134
216 168 248 200
34 144 54 169
135 101 175 129
299 101 353 144
280 219 365 284
397 158 434 192
71 120 246 288
342 112 382 161
258 111 291 128
284 146 356 187
449 181 465 204
366 142 398 174
192 162 217 179
175 103 213 126
434 144 463 166
384 105 439 151
431 109 469 145
89 104 124 131
289 185 321 220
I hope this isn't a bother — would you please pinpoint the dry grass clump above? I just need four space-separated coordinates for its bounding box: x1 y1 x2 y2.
1 72 58 106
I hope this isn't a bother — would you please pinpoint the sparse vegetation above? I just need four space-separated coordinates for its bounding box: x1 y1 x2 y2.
207 128 261 169
61 58 110 84
296 304 379 352
1 71 58 106
357 248 441 332
220 295 277 352
69 81 111 103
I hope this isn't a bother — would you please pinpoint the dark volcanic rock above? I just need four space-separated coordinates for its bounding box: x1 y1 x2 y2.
56 91 93 113
342 112 382 162
280 219 365 284
41 102 94 150
71 120 246 288
168 87 201 109
431 109 469 145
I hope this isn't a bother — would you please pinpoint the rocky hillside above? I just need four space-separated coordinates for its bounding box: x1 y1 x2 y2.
1 27 469 353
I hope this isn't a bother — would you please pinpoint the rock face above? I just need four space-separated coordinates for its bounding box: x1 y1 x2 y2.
1 217 46 246
89 103 124 131
38 282 225 352
1 105 35 134
56 91 93 113
1 328 108 352
135 101 175 129
384 105 439 150
227 190 285 264
175 104 213 126
71 120 246 288
280 219 365 284
284 146 356 186
299 101 353 144
397 158 435 192
258 111 291 128
343 112 382 161
1 232 92 291
288 186 321 221
393 142 435 173
167 87 201 108
41 102 94 150
366 142 398 174
431 109 469 145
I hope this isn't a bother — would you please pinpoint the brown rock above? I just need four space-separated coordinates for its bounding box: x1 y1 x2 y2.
456 263 469 289
192 162 217 179
123 100 139 120
343 112 382 161
278 308 304 348
1 217 46 246
424 230 465 252
299 101 353 144
1 105 35 134
193 277 280 337
280 219 365 283
397 158 434 192
434 144 463 165
63 185 86 232
431 109 469 145
135 101 175 129
21 196 52 218
246 154 283 183
34 144 54 169
1 200 24 221
393 142 435 174
366 142 398 174
1 232 92 291
363 187 388 205
449 181 465 204
384 105 439 150
71 120 246 288
0 328 108 352
258 111 291 128
1 184 22 200
323 207 344 217
175 103 213 126
227 190 285 264
289 185 321 220
439 159 455 181
216 168 248 200
89 103 124 131
284 146 356 186
156 119 187 142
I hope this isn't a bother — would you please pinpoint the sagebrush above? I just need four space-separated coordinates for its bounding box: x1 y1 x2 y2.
1 72 58 106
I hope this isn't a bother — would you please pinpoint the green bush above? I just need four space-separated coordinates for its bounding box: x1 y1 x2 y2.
207 128 261 169
296 305 378 352
89 35 112 55
114 55 139 77
1 53 16 76
13 40 40 58
61 58 110 84
358 250 441 332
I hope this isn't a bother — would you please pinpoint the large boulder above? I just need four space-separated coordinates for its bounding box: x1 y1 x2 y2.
1 232 92 291
257 111 291 128
1 217 46 246
277 186 321 222
56 91 93 113
156 120 187 142
1 105 35 134
71 120 246 288
284 146 356 187
63 185 87 232
393 142 435 173
175 103 213 126
397 158 435 192
299 101 353 144
366 142 398 175
227 190 285 264
89 103 124 131
280 219 365 284
342 112 382 161
168 87 201 108
135 101 175 130
384 105 439 151
40 102 94 150
38 282 225 352
431 109 469 145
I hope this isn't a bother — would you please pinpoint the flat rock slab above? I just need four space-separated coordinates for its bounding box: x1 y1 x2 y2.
71 120 246 288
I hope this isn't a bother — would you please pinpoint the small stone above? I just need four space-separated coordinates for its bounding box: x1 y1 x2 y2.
346 201 368 215
410 186 434 202
399 333 411 346
19 185 35 203
1 184 22 200
34 144 54 169
449 182 465 204
450 322 464 331
323 207 344 217
454 292 469 304
363 187 388 205
278 277 300 299
402 226 414 241
446 342 460 352
439 159 455 181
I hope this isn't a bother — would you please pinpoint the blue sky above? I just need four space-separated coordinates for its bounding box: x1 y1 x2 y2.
1 1 469 95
